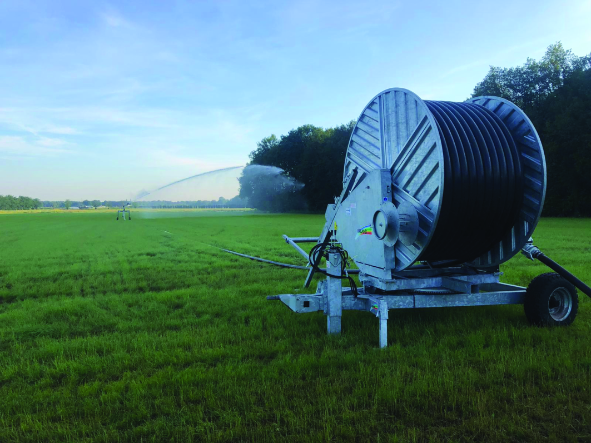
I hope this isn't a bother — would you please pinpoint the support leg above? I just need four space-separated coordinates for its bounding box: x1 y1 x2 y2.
326 249 342 335
378 300 388 348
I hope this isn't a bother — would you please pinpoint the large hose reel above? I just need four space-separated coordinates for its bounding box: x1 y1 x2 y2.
266 87 591 345
335 88 546 277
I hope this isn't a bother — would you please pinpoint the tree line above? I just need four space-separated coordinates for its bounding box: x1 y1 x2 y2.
134 196 248 208
0 195 42 210
0 196 249 210
242 43 591 216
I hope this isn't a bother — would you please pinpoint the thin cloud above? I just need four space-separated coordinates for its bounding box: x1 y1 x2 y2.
41 125 78 135
442 60 489 78
37 137 68 148
101 9 134 29
0 110 79 136
0 136 72 157
441 38 553 78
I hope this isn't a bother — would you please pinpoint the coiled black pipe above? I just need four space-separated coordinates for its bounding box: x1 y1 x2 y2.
420 101 524 263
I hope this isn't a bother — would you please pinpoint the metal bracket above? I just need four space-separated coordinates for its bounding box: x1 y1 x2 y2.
521 237 541 261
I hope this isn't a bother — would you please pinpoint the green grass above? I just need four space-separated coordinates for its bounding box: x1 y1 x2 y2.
0 211 590 442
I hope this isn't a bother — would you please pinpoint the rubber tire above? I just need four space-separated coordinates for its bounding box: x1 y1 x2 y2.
524 272 578 326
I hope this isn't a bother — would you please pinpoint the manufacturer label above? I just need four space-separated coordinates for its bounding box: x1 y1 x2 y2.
355 224 373 239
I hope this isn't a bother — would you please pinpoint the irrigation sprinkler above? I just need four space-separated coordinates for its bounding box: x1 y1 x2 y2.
116 205 131 221
263 88 591 347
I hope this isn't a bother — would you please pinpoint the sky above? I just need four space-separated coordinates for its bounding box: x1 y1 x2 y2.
0 0 590 201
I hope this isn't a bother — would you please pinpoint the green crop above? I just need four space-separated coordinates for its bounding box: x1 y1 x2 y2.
0 210 590 442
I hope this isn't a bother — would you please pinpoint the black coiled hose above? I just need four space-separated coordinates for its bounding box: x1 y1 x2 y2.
421 101 524 263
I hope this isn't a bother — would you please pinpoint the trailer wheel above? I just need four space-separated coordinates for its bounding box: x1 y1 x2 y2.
525 273 578 326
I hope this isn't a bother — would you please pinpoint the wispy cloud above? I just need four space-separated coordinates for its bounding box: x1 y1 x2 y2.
0 108 79 136
441 38 555 78
100 8 134 29
0 135 72 157
41 125 78 135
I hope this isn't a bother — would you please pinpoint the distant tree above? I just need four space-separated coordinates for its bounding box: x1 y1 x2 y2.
0 195 43 210
91 200 101 208
228 195 248 208
473 42 590 116
472 42 591 216
248 134 279 164
0 195 13 210
17 196 31 209
245 121 355 212
64 199 72 209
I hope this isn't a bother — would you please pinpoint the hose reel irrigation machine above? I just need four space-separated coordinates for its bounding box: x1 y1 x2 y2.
266 88 591 348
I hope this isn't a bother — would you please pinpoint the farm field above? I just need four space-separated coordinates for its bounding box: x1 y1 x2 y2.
0 210 590 442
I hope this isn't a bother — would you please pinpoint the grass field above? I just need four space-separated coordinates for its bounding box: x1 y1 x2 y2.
0 210 590 442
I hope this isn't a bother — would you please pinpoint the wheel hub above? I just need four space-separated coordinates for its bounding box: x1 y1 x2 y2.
548 287 573 321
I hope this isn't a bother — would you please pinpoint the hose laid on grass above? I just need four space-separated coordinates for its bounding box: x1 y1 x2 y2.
220 248 360 274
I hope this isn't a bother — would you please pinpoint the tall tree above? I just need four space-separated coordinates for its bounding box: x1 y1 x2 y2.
245 121 355 212
472 42 591 216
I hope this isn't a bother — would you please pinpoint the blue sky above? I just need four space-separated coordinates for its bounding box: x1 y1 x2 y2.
0 0 590 200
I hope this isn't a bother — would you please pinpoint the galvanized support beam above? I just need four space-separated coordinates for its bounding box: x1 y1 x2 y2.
282 235 310 261
413 291 525 308
360 272 499 292
289 237 319 243
326 249 342 334
378 300 388 348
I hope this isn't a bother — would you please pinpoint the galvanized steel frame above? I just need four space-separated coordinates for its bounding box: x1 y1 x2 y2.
270 250 526 348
